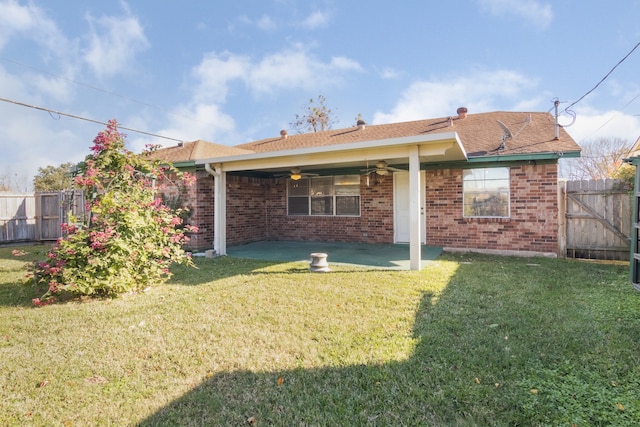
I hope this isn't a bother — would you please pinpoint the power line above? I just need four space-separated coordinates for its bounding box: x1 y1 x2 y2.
0 96 184 143
590 91 640 135
0 56 217 127
564 41 640 112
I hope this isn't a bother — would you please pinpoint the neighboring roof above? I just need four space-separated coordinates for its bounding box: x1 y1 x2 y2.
236 111 580 158
147 140 253 164
627 135 640 158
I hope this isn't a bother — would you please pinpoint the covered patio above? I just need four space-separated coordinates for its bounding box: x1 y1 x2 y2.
225 241 443 270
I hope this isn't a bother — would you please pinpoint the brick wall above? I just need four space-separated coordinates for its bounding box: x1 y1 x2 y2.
425 163 558 254
155 170 213 251
187 171 214 250
265 175 394 243
179 162 559 255
227 176 269 245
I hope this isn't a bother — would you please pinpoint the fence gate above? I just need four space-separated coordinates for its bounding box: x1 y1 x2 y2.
36 192 64 240
563 179 631 261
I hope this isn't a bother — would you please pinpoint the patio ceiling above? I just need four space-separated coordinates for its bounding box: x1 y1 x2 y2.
196 132 466 177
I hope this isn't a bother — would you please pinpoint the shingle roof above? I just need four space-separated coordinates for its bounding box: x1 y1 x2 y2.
147 140 253 163
150 111 580 164
236 111 580 157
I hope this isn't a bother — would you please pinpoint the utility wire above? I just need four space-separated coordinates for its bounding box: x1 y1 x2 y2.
590 91 640 135
0 96 184 143
0 56 217 127
564 41 640 112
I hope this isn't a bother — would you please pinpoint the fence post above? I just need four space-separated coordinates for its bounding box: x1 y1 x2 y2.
557 179 567 258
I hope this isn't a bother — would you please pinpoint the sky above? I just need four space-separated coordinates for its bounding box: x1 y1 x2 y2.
1 0 640 190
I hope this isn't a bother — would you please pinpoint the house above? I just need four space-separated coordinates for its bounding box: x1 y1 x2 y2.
151 108 581 270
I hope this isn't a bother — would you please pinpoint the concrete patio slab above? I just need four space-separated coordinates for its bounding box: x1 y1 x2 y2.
225 241 443 270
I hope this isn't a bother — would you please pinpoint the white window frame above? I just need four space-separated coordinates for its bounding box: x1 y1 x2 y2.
462 167 510 218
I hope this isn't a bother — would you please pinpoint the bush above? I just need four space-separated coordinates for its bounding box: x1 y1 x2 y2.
31 120 197 305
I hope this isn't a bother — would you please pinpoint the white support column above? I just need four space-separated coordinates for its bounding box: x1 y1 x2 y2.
409 146 422 270
213 164 227 256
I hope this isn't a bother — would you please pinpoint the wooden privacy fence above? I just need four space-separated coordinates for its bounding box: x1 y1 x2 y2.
0 191 85 244
559 179 632 261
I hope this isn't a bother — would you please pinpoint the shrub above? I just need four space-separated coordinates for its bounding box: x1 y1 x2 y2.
31 120 197 305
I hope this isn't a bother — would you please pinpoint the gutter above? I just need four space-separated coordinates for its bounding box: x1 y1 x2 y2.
204 162 220 177
466 151 581 163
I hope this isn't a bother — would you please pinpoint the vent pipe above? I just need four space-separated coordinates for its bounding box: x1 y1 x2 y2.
553 99 560 140
457 107 468 119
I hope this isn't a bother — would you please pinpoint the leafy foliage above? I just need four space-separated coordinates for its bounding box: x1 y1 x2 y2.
30 120 197 304
32 162 75 191
612 162 635 190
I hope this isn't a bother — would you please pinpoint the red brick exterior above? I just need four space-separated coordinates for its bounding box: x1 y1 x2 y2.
227 176 268 245
172 163 559 255
425 163 558 254
264 175 394 243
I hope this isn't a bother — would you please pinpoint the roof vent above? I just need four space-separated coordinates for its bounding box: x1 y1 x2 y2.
280 129 288 139
356 119 366 130
457 107 468 119
177 142 184 147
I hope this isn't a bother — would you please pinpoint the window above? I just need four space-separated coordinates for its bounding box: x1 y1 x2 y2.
288 175 360 216
463 167 510 218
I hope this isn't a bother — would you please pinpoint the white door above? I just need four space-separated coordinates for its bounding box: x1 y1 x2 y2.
393 171 426 244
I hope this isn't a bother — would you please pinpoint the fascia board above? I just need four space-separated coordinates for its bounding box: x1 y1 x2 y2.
196 132 463 172
466 151 581 163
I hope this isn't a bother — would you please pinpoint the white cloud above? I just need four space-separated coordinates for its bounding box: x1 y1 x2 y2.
83 4 149 78
478 0 554 28
0 102 90 186
562 107 640 145
0 0 60 49
373 70 537 124
256 14 278 31
193 51 251 103
330 56 363 71
378 66 402 80
128 102 237 153
0 64 27 98
146 46 364 147
300 11 330 29
0 0 72 60
248 46 362 93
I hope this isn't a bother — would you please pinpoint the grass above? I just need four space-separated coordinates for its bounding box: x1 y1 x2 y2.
1 245 639 426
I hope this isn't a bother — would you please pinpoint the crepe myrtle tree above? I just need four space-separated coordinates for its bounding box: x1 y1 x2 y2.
30 119 198 306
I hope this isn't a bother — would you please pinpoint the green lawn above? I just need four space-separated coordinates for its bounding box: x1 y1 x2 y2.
1 245 639 426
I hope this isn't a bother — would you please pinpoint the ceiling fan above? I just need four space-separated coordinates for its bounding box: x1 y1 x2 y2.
276 167 320 180
361 160 406 176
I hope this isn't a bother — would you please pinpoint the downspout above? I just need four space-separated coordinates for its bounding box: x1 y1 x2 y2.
205 163 227 256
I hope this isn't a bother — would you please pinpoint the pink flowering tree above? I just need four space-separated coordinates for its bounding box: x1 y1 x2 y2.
31 120 198 306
